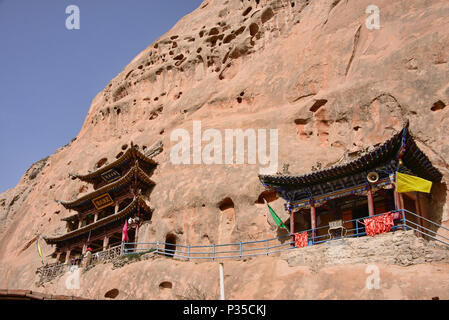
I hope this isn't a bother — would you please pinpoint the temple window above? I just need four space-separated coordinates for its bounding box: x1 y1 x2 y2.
67 220 77 232
86 214 95 225
118 198 133 211
88 238 104 254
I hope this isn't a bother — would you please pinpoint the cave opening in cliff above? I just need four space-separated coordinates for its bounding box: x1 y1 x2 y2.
164 233 177 258
104 289 119 299
255 190 278 204
219 197 234 211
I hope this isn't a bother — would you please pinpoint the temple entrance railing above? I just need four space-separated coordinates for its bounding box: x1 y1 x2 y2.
397 209 449 246
89 244 122 265
37 261 69 283
308 209 449 247
37 244 123 284
122 209 449 260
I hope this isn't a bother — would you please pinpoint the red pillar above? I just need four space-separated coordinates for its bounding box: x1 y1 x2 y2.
290 210 295 234
367 187 375 216
134 224 140 243
311 205 316 242
103 236 109 251
394 190 401 210
65 249 71 263
399 193 405 210
415 192 424 237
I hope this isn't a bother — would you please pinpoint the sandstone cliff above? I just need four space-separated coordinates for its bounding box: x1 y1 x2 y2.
0 0 448 299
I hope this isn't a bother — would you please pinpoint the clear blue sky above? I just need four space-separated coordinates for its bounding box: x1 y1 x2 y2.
0 0 202 193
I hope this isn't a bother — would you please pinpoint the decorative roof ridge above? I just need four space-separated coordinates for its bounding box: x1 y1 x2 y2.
44 195 151 243
71 142 157 181
259 126 405 181
56 163 154 208
260 120 442 186
258 120 449 187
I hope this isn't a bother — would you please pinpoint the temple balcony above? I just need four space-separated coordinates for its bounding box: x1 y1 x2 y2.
63 195 135 232
37 208 449 286
44 196 152 266
121 209 449 260
37 244 124 285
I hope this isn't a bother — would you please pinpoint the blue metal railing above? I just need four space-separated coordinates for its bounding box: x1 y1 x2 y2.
304 209 407 245
122 209 449 260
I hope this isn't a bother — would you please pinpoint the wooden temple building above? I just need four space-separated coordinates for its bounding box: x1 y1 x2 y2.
44 143 157 263
259 122 443 241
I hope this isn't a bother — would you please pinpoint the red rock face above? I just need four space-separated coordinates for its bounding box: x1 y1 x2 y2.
0 0 448 299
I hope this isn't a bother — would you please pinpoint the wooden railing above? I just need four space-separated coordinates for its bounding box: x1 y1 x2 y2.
37 262 68 284
89 245 122 265
37 245 123 284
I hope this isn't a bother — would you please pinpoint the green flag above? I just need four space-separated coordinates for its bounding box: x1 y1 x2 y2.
264 199 288 230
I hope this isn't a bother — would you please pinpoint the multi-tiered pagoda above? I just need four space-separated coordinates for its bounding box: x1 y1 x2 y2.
44 143 157 264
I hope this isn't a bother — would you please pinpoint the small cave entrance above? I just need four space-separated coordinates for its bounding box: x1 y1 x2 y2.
104 289 119 299
116 151 124 159
218 197 234 211
96 158 108 169
164 233 177 258
310 99 328 113
431 100 446 112
159 281 173 289
217 198 235 244
255 190 278 204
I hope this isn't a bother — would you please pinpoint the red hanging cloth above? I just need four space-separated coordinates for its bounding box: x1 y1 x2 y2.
363 212 394 236
122 220 129 242
294 232 308 248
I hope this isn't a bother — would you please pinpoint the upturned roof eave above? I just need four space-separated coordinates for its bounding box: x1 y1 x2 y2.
71 145 157 182
57 164 155 210
259 123 442 189
44 196 152 244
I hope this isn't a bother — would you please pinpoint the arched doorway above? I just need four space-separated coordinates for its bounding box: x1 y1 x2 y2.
218 197 235 244
164 233 176 258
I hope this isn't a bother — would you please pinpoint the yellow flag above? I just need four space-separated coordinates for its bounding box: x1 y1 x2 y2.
396 172 432 193
36 239 44 265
